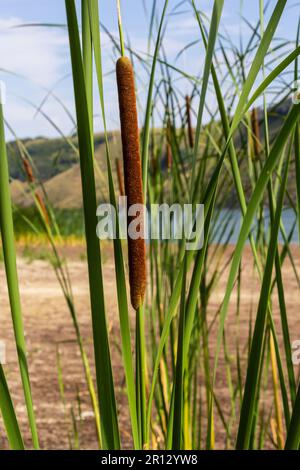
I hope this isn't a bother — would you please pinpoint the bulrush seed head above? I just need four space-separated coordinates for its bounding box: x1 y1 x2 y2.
116 56 146 311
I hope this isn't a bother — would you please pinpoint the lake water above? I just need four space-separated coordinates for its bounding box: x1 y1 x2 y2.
212 208 299 245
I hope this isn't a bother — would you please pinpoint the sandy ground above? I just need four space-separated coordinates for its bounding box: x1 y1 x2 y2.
0 244 299 449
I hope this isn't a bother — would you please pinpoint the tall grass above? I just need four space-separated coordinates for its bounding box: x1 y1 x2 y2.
0 103 39 449
0 0 300 451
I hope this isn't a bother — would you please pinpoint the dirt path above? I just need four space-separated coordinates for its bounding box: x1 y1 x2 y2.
0 245 299 449
0 251 130 449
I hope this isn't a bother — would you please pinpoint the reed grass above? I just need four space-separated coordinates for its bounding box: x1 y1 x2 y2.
65 0 120 449
0 103 39 449
1 0 300 452
185 95 194 150
0 364 24 449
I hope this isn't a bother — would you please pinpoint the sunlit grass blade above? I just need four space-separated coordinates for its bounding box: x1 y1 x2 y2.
0 365 24 450
0 103 39 449
269 331 284 449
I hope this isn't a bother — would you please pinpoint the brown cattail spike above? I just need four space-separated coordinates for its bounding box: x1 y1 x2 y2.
22 157 34 183
116 56 146 310
35 192 50 227
185 95 194 149
251 107 261 157
115 158 125 196
22 156 50 225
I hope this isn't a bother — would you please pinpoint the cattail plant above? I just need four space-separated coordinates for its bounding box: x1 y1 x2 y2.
116 0 147 448
22 156 50 226
22 156 34 183
116 55 146 311
185 95 194 149
251 107 261 157
2 0 300 453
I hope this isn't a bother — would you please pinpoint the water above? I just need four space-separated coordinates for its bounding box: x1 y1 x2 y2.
212 208 299 245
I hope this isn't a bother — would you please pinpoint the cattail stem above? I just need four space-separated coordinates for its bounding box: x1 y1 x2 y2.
185 95 194 149
136 304 147 447
116 0 125 57
116 56 146 310
251 107 261 157
117 55 147 447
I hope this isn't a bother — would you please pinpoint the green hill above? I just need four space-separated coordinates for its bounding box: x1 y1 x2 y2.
8 99 296 211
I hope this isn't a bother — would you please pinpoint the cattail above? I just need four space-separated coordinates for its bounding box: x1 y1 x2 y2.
185 95 194 149
22 157 34 183
251 107 261 157
116 56 146 310
35 191 50 226
115 158 125 196
22 156 49 226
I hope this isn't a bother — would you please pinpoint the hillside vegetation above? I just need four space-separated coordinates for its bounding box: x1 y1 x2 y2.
9 99 296 210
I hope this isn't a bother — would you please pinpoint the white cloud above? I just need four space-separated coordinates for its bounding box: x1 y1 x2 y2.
4 97 75 140
0 16 74 138
0 17 68 87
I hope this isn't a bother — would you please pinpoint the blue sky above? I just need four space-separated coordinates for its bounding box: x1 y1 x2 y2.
0 1 299 140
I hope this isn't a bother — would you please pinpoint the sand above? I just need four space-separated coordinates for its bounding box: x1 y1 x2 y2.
0 244 299 449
